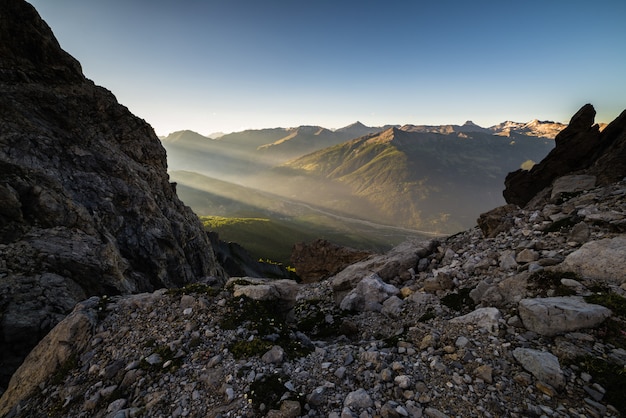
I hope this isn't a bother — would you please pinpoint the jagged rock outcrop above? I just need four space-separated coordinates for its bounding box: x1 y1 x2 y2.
0 0 224 389
290 239 374 283
503 103 626 207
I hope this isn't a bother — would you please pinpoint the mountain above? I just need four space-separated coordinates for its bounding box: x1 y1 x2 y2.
490 119 567 138
257 126 555 233
160 123 390 181
0 0 224 390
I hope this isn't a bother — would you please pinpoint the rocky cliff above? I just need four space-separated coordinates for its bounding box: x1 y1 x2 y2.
0 0 224 390
504 103 626 207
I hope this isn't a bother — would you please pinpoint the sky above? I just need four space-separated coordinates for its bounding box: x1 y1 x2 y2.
29 0 626 137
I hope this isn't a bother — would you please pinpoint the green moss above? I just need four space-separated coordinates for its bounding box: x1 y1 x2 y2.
294 299 346 339
229 338 273 359
441 287 475 312
575 356 626 415
222 295 313 359
585 292 626 318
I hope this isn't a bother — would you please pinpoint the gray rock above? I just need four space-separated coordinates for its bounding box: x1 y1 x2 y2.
262 345 285 364
343 388 373 409
512 348 565 389
518 296 612 336
558 236 626 284
339 274 399 312
0 298 98 415
450 307 501 334
550 175 597 200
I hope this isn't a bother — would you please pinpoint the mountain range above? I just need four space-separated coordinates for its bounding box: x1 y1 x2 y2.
161 120 558 238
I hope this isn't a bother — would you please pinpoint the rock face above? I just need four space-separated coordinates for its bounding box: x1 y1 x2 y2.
291 239 373 283
503 103 626 207
0 0 224 388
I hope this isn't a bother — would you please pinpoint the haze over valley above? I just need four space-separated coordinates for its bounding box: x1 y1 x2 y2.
162 119 560 262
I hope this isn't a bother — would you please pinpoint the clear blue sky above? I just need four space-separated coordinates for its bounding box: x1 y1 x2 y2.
29 0 626 136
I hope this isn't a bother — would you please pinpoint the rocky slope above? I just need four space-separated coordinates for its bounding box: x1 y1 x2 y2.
2 105 625 417
0 0 224 390
1 171 625 418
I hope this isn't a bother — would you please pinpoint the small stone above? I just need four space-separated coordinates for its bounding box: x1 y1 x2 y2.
344 388 373 409
262 345 285 364
474 365 493 384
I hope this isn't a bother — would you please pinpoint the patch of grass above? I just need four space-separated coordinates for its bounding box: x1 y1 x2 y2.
166 282 219 297
585 292 626 318
222 296 313 359
229 338 274 359
294 299 347 340
575 356 626 415
441 288 475 312
528 271 580 297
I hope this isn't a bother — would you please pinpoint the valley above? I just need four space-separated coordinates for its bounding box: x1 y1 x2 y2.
163 122 558 263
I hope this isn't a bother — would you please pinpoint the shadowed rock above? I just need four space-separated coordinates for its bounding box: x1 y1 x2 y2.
0 0 224 388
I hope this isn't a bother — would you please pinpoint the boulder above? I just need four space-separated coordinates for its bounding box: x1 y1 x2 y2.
550 175 596 201
449 307 501 334
227 277 298 313
557 236 626 284
512 348 565 390
339 274 400 312
504 104 626 208
0 297 98 416
477 204 519 238
518 297 612 336
332 240 436 301
291 239 373 283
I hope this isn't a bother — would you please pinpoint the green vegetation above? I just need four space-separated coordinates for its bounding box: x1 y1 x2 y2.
199 214 402 265
221 295 313 359
528 270 580 296
585 291 626 318
165 282 219 297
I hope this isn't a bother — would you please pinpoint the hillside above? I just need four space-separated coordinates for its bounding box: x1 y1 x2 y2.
261 127 554 233
170 170 433 264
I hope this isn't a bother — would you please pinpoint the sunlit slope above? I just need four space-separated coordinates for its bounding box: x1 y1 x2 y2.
264 127 554 233
170 170 429 263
